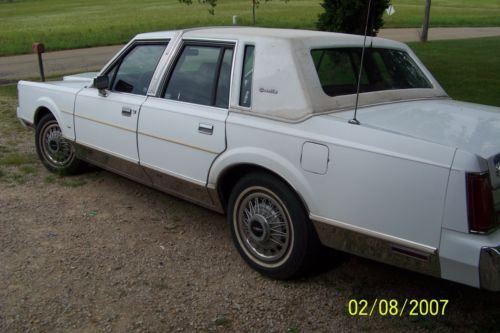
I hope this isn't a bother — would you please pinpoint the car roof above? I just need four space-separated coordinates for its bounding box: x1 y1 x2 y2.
134 26 403 49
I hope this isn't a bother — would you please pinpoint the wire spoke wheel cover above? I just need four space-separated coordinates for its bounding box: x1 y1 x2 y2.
39 121 75 168
233 186 294 268
35 115 81 175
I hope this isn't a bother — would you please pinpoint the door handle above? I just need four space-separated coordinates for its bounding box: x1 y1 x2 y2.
198 123 214 135
122 107 132 117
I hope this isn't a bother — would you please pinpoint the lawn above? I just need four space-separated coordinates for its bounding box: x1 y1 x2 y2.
0 0 500 56
409 37 500 107
0 83 38 186
384 0 500 28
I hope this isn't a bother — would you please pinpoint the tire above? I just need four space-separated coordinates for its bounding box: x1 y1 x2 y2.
227 172 320 279
35 114 81 175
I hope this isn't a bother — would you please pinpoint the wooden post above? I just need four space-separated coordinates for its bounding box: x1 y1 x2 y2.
420 0 432 42
32 42 45 82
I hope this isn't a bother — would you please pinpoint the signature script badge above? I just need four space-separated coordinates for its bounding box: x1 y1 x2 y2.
259 88 278 95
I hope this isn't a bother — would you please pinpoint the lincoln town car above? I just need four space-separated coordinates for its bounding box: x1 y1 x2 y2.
17 27 500 290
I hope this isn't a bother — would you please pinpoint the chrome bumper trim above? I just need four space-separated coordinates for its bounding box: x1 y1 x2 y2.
479 246 500 291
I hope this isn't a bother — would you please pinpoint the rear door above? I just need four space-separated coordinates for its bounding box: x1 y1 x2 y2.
138 41 234 203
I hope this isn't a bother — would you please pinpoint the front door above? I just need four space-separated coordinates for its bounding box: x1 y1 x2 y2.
74 42 168 177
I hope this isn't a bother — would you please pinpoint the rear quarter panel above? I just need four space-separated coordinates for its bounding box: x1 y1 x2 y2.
215 112 456 251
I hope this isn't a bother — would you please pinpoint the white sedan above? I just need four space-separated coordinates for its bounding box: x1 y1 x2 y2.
17 27 500 290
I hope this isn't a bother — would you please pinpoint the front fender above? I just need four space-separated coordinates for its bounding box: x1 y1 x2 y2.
34 97 63 125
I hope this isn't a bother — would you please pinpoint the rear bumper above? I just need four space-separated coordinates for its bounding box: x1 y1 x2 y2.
479 246 500 291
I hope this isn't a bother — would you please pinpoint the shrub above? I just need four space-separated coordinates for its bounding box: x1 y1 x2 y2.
317 0 391 36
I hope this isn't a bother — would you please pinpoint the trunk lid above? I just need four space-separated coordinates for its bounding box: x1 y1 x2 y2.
335 99 500 160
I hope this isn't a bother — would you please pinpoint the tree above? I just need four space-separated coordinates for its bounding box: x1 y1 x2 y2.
317 0 391 36
179 0 289 25
179 0 217 15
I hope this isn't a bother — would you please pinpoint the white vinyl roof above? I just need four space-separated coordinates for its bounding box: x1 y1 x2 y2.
134 27 448 122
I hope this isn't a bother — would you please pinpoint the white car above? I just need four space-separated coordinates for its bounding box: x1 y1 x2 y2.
17 27 500 290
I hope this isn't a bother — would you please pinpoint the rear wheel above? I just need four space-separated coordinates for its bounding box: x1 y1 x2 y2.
35 114 81 175
227 172 320 279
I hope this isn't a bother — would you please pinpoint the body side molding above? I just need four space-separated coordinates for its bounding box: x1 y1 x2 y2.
310 214 440 277
75 143 224 213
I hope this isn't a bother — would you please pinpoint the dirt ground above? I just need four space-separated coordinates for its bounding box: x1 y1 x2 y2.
1 85 499 332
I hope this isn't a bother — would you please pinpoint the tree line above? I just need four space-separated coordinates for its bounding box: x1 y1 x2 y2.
179 0 391 36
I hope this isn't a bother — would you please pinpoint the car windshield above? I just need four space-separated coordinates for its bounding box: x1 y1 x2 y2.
311 48 433 97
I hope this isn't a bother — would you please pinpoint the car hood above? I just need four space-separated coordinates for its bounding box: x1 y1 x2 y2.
62 72 99 84
335 99 500 159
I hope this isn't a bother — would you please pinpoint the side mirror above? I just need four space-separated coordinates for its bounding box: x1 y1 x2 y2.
94 75 109 96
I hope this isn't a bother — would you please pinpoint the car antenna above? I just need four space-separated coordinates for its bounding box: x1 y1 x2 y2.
349 0 373 125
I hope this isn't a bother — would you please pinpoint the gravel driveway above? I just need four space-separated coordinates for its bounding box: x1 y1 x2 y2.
1 84 499 332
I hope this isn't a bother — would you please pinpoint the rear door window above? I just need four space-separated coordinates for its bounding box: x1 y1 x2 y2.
164 44 234 108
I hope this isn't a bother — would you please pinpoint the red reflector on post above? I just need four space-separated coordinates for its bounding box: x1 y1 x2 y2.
466 172 497 233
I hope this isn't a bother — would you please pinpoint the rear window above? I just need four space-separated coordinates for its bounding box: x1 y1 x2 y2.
311 48 432 97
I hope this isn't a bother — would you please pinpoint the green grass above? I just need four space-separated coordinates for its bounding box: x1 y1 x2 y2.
384 0 500 28
409 37 500 106
0 0 500 56
0 84 19 133
0 83 37 185
0 152 37 166
59 178 87 188
0 84 17 97
213 316 232 327
43 174 56 184
19 164 35 174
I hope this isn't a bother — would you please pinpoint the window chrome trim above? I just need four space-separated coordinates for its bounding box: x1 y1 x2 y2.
99 39 171 79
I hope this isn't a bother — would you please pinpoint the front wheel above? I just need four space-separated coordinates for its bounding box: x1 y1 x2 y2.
227 172 320 279
35 114 82 175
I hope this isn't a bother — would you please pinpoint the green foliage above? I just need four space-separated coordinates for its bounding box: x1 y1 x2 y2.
178 0 218 15
179 0 289 24
385 0 500 28
409 37 500 107
317 0 391 36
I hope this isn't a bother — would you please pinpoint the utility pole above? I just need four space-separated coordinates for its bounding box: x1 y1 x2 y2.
252 0 256 25
420 0 432 42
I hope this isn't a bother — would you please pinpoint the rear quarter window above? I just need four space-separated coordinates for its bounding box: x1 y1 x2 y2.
311 48 432 97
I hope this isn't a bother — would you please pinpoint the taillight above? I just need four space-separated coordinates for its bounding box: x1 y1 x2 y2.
466 172 498 233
